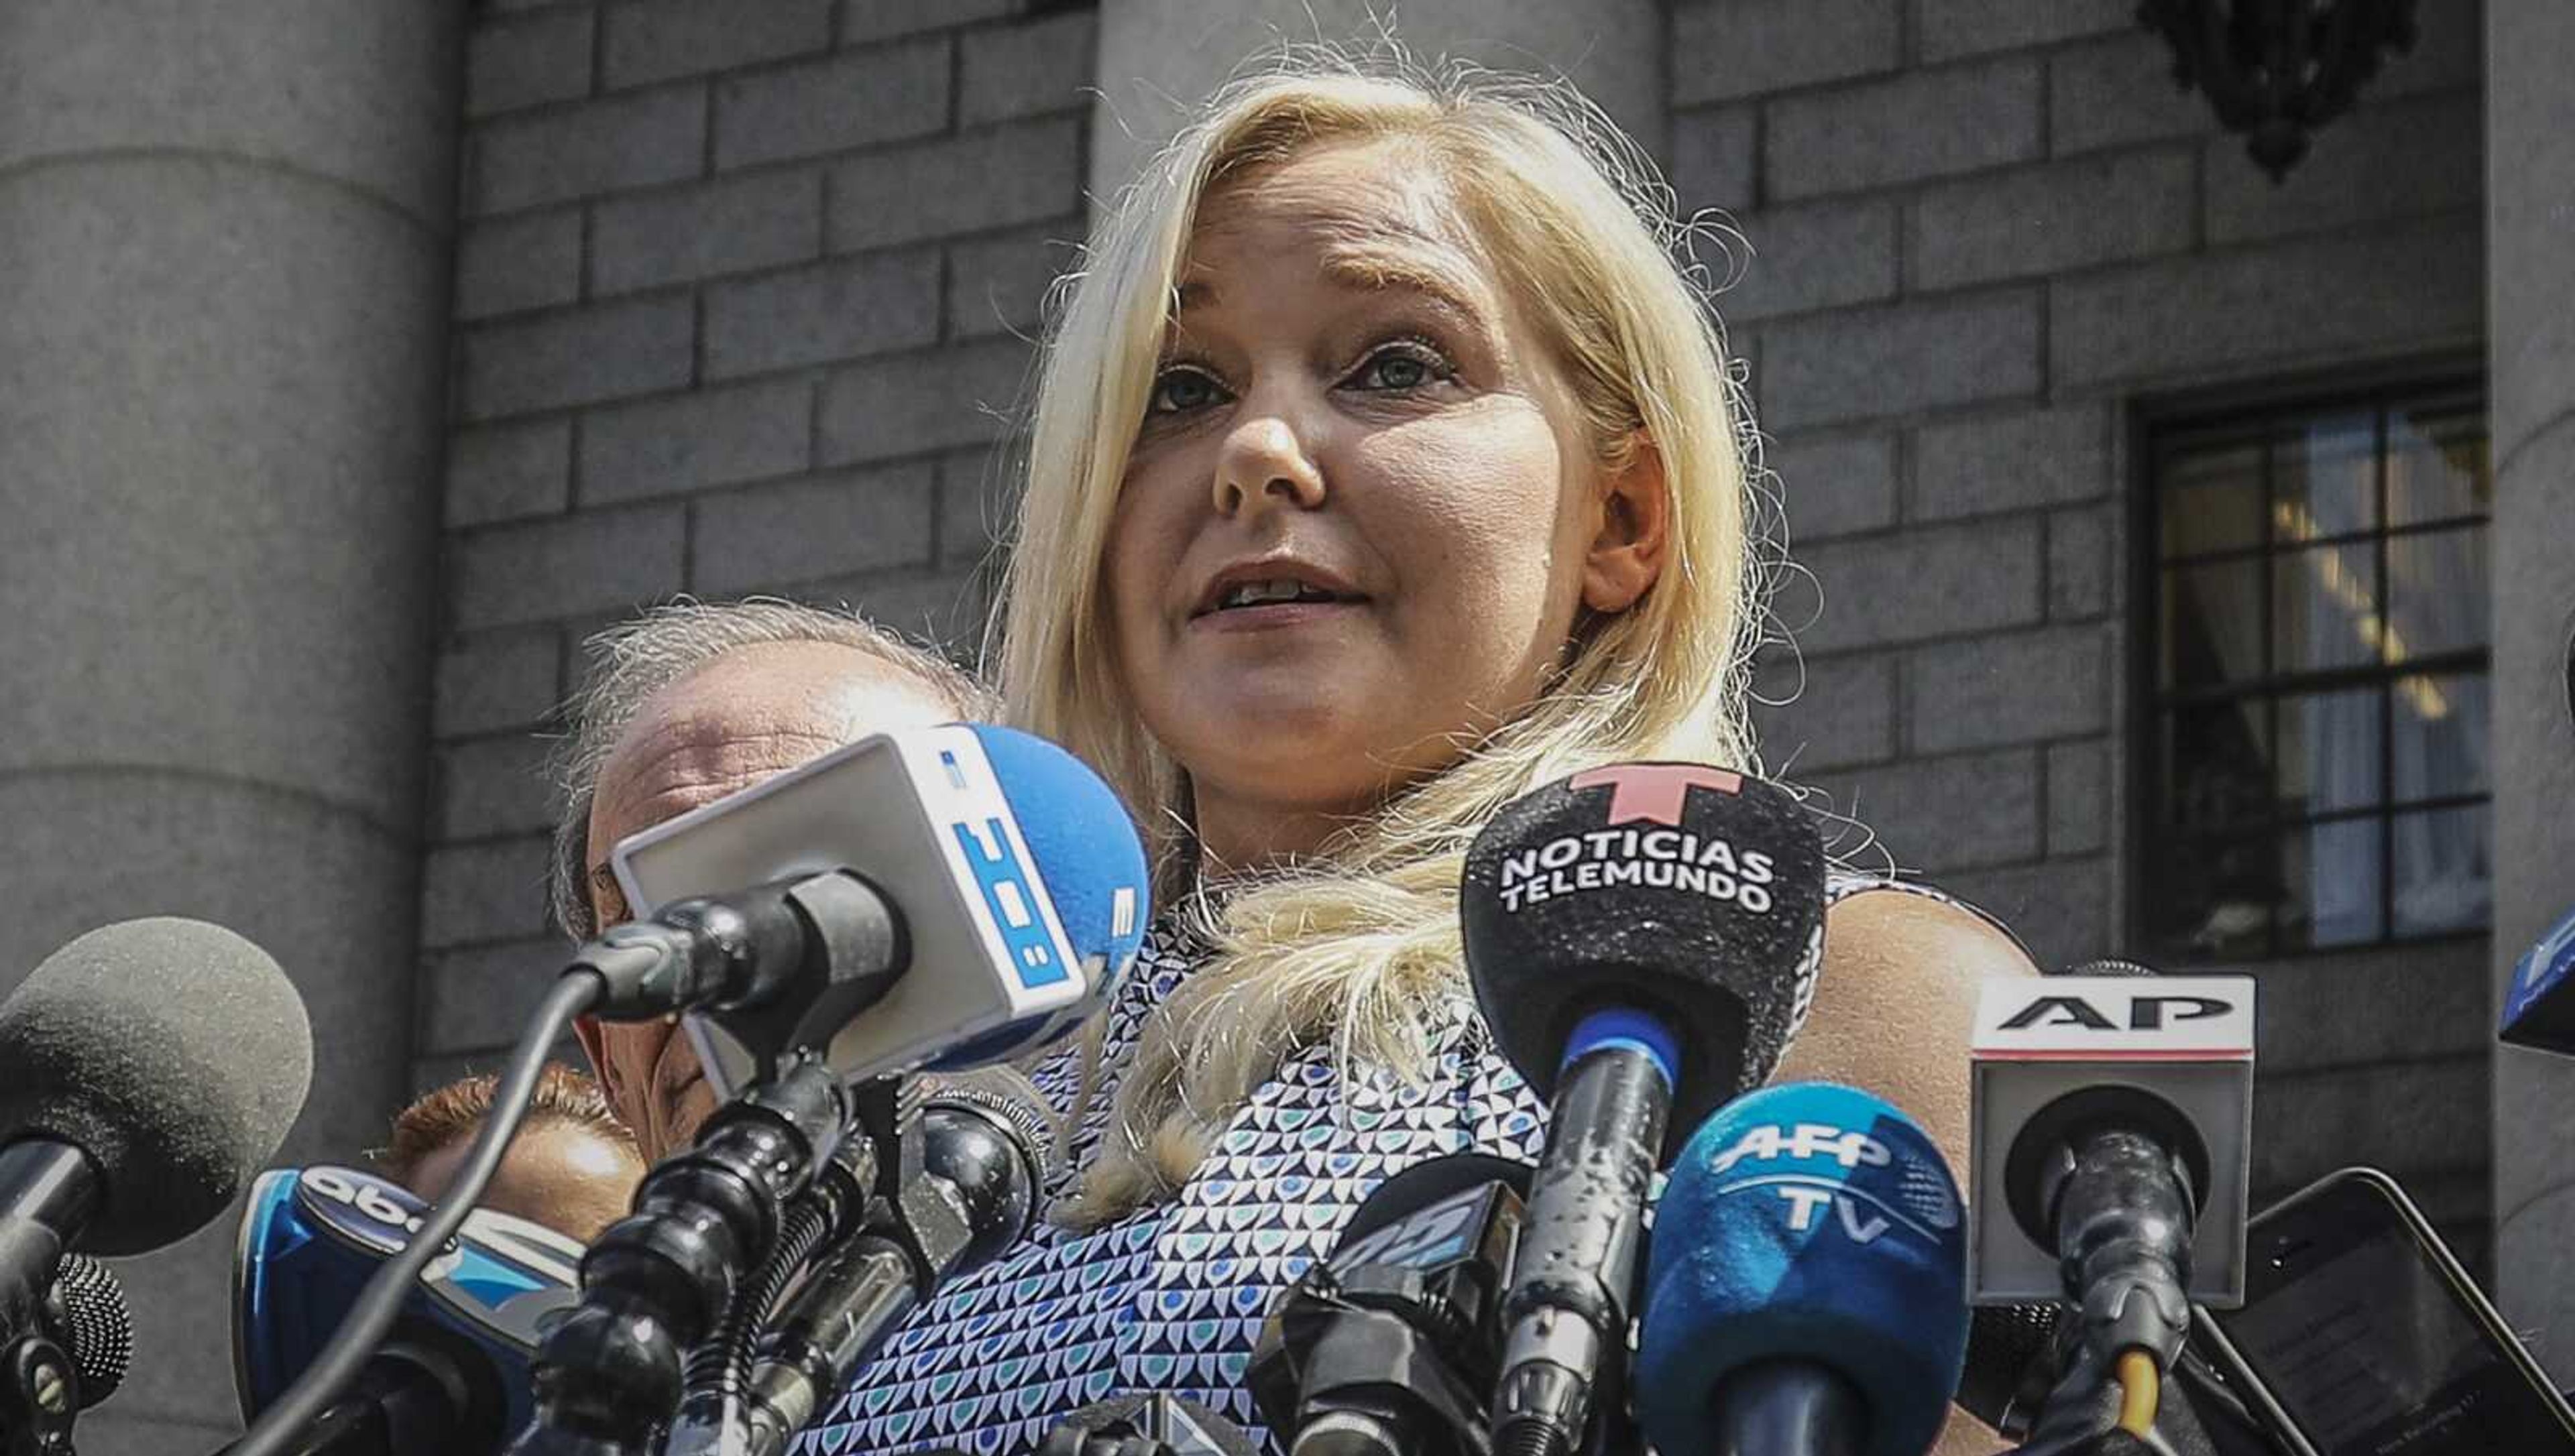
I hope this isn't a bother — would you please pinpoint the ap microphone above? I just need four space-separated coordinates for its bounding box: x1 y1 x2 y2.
1969 967 2255 1393
232 1165 583 1454
1249 1153 1534 1456
1636 1082 1969 1456
1461 764 1829 1456
605 722 1151 1089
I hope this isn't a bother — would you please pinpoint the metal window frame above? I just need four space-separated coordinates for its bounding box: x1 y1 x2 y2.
2125 357 2491 963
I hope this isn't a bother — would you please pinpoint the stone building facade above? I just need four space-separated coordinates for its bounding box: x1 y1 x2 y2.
4 3 2569 1451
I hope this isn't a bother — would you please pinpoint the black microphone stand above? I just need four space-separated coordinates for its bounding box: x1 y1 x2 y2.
508 1054 851 1456
0 1332 78 1456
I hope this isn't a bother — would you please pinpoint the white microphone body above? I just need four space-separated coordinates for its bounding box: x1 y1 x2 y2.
611 724 1144 1099
1967 975 2256 1309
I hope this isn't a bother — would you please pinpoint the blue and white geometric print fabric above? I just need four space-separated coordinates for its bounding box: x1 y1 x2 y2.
805 870 1917 1455
799 920 1546 1455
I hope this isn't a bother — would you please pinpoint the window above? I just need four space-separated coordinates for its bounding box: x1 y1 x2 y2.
2140 379 2491 961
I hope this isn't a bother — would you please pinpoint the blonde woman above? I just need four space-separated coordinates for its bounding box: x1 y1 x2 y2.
815 52 2033 1455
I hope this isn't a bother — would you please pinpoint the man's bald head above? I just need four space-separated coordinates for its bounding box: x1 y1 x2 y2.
582 641 964 925
549 601 992 942
549 601 992 1158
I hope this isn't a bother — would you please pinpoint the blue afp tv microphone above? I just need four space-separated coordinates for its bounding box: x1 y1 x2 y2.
1637 1082 1971 1456
233 1164 582 1455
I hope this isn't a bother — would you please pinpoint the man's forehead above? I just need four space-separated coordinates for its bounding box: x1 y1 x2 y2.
590 642 960 847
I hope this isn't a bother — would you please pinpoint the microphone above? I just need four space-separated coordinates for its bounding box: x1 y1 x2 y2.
1459 764 1829 1456
0 916 310 1250
231 1164 584 1454
509 726 1144 1455
34 1256 131 1414
0 917 309 1438
1636 1082 1969 1456
1968 967 2255 1400
2499 902 2575 1054
1037 1394 1261 1456
605 721 1152 1090
726 1069 1064 1456
1249 1153 1535 1456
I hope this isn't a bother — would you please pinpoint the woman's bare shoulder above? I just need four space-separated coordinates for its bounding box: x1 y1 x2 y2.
1824 881 2044 990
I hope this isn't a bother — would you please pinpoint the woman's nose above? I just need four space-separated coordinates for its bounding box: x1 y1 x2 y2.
1212 412 1326 517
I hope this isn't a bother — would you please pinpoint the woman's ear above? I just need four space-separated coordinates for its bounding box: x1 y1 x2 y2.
1582 433 1669 613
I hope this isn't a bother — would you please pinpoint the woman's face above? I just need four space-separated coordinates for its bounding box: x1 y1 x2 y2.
1104 139 1658 868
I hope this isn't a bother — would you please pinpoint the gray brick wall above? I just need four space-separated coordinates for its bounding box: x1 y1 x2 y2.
423 0 1092 1086
1679 0 2488 1220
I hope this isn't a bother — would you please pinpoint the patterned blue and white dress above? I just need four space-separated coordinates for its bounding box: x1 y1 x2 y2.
804 872 1941 1455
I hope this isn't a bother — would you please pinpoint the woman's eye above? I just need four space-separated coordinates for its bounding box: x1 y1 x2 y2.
1350 343 1448 392
1148 367 1226 415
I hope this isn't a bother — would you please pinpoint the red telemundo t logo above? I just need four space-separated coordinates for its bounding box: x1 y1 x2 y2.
1568 764 1744 826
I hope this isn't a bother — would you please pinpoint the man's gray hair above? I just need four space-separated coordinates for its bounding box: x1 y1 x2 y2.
547 599 996 942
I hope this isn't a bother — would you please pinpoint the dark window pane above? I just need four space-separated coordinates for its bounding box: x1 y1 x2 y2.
2278 688 2381 816
2392 803 2491 936
2144 835 2277 961
2145 385 2490 953
2387 400 2490 527
2392 673 2491 803
2162 699 2271 833
2278 816 2384 950
2272 413 2377 543
2385 526 2488 662
2161 437 2265 558
2164 560 2266 690
2273 542 2381 674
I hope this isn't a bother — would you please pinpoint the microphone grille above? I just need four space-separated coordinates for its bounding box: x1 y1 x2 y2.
1955 1300 2063 1433
50 1254 132 1408
921 1066 1064 1189
2060 957 2159 979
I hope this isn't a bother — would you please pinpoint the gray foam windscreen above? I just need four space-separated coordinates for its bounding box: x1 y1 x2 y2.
0 917 312 1254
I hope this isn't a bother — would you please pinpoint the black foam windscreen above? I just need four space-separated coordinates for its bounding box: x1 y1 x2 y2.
1336 1152 1536 1250
0 918 312 1254
1460 764 1827 1146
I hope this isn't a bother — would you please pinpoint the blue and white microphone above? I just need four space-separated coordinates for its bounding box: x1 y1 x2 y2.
234 1164 583 1453
1637 1082 1971 1456
600 721 1152 1087
2500 903 2575 1055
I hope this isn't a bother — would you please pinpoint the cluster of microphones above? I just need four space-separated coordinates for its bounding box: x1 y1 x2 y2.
0 714 2557 1455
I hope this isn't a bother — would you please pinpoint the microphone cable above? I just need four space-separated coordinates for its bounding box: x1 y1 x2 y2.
226 972 603 1456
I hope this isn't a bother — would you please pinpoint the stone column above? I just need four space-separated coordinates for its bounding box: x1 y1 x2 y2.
1090 0 1667 203
0 4 463 1449
2488 0 2575 1382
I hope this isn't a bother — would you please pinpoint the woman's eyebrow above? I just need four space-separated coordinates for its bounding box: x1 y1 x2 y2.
1316 244 1489 322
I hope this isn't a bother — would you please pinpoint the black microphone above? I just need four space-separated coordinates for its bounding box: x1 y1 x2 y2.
1459 764 1829 1456
0 917 310 1433
1037 1394 1261 1456
725 1069 1064 1456
1250 1153 1534 1456
34 1255 130 1415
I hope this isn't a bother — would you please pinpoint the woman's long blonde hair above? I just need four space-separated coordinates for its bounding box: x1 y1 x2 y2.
996 47 1774 1225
